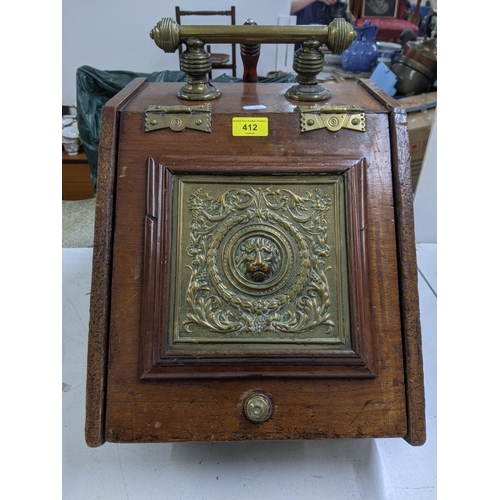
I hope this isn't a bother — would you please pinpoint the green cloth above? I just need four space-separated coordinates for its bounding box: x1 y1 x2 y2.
75 65 296 187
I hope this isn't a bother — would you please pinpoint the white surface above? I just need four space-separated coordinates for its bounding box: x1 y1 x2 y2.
62 0 294 106
62 245 436 499
414 110 437 244
416 243 437 295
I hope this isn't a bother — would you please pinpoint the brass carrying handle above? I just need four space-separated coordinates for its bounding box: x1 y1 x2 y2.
150 17 356 55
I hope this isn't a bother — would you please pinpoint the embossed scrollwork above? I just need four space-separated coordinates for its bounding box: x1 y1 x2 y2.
182 185 337 337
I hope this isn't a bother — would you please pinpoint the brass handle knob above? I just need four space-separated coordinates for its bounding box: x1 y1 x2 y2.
150 17 356 55
149 17 357 102
244 394 273 424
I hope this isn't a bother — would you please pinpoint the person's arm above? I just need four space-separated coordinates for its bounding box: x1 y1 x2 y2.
290 0 338 15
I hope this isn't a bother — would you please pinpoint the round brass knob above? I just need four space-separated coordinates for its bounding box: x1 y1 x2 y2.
244 394 272 423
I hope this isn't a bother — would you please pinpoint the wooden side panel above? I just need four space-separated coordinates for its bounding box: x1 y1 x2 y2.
85 78 149 447
358 79 426 446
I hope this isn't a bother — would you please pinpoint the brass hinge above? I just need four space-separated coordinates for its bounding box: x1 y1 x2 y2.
145 104 212 133
298 105 365 133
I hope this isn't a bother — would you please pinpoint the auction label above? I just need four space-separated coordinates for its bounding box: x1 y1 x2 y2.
232 117 268 136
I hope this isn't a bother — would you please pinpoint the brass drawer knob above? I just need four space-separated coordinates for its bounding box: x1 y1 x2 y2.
244 394 272 423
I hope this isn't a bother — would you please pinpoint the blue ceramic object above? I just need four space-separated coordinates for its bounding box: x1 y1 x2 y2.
341 20 379 73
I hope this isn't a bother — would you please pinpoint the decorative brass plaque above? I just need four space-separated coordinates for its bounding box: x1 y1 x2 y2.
168 175 351 350
298 105 366 133
144 104 212 133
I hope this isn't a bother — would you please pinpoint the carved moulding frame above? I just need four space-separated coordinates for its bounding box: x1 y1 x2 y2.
140 156 374 379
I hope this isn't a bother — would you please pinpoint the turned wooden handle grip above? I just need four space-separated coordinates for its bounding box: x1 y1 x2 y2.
241 19 260 83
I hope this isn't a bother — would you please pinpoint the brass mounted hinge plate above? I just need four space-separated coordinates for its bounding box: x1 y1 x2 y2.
298 105 366 133
145 104 212 133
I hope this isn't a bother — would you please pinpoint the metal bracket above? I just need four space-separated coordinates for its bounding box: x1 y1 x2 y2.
145 104 212 133
298 105 366 133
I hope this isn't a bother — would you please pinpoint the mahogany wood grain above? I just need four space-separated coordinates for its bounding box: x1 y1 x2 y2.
85 77 149 447
358 79 425 446
86 80 425 447
241 20 260 83
139 157 374 379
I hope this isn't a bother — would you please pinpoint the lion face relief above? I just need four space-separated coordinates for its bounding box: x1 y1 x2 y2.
235 236 281 283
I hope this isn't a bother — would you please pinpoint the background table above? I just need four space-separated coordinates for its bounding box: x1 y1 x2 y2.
62 244 436 500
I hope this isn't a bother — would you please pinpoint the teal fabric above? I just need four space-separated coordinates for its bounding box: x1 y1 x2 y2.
76 66 187 187
76 66 296 187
